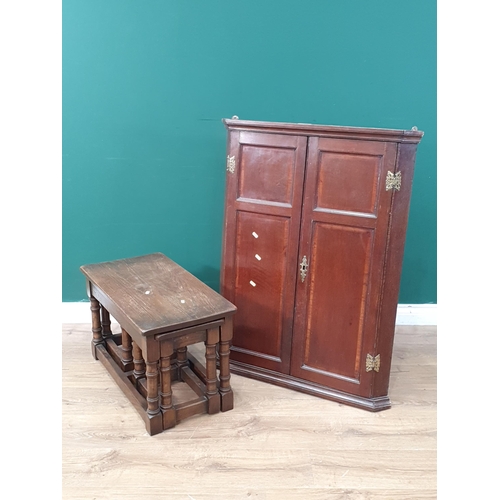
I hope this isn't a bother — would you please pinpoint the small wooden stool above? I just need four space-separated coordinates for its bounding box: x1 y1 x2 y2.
80 253 237 435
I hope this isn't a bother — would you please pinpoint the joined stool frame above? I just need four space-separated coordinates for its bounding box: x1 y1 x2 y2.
81 253 237 436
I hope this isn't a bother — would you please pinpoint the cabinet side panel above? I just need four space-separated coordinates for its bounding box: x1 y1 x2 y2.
373 142 419 397
220 130 240 301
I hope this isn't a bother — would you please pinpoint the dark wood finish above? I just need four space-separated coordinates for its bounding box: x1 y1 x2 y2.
221 131 307 375
219 316 234 411
103 334 132 371
372 142 420 398
290 136 397 396
120 328 134 371
221 119 423 143
176 347 188 379
81 253 237 435
154 319 225 342
205 327 221 414
81 253 236 336
159 340 176 429
101 307 112 338
221 119 423 411
90 297 103 359
132 341 145 384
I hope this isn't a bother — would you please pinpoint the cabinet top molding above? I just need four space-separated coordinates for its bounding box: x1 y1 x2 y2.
223 118 424 144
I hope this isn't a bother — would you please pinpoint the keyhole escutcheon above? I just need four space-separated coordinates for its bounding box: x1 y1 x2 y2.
300 256 308 283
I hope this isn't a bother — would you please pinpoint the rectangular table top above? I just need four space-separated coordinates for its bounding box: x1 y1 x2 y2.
80 253 236 336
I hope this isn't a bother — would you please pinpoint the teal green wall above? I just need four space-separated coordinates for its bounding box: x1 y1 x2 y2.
63 0 436 303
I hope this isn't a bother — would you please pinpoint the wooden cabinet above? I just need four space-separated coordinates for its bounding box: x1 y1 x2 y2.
220 119 423 411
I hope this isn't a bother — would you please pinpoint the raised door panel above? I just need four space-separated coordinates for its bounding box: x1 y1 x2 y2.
232 212 290 362
290 136 397 395
238 143 296 205
221 130 307 373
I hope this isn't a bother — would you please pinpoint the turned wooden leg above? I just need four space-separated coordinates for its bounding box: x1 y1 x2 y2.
205 327 221 414
101 307 112 339
132 341 145 385
121 328 133 370
146 361 160 416
145 344 160 416
176 346 188 380
219 317 234 412
160 341 176 429
90 297 104 359
143 338 162 435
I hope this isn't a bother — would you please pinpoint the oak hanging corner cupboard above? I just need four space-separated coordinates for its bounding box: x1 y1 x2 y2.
220 118 423 411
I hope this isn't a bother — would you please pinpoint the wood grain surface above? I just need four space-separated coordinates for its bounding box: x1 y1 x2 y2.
220 120 423 408
62 324 436 499
80 253 236 336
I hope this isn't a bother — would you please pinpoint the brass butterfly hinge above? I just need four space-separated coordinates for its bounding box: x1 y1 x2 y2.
386 171 401 191
227 155 235 174
299 256 308 282
366 353 381 372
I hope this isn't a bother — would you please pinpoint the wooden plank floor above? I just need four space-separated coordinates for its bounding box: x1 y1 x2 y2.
62 324 436 499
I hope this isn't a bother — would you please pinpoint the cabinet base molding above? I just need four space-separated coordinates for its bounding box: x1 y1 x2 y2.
229 360 391 412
